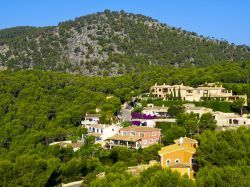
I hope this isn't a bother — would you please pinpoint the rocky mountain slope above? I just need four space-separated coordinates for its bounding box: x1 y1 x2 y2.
0 10 250 76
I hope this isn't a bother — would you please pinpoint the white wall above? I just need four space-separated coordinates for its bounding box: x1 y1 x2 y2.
102 125 121 140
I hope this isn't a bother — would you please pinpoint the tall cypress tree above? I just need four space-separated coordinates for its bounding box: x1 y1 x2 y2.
178 87 181 100
173 87 176 100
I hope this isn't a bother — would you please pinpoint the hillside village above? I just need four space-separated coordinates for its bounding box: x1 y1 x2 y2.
50 82 250 185
1 7 250 186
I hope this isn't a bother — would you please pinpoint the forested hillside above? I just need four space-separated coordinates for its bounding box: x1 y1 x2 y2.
0 66 250 186
0 10 250 75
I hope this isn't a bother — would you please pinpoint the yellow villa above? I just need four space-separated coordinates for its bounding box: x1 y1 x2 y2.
158 137 198 179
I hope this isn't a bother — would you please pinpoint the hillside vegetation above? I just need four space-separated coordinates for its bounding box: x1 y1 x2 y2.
0 69 249 186
0 9 250 186
0 10 250 75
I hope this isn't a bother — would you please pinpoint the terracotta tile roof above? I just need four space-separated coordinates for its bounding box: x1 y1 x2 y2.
121 126 160 132
174 137 198 144
107 135 142 142
158 144 196 155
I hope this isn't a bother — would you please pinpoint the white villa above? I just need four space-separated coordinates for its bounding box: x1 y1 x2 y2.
85 124 122 145
133 118 176 128
150 83 247 106
81 113 100 126
142 104 169 117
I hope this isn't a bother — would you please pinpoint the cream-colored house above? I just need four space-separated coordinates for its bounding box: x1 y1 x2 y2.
184 104 213 117
212 112 250 127
142 104 169 117
184 103 250 128
150 83 247 106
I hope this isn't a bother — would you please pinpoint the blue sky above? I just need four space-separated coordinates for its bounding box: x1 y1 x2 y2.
1 0 249 45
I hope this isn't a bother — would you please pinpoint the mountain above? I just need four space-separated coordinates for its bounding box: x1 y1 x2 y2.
0 10 250 76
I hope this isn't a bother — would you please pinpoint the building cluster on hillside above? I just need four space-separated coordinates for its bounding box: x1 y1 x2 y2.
79 101 250 150
150 83 247 106
51 82 249 180
184 104 250 129
81 113 161 149
131 104 176 127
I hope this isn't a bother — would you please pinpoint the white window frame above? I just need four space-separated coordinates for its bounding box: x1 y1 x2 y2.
190 157 194 164
149 139 153 144
130 131 136 136
166 159 171 166
175 159 180 163
143 140 148 144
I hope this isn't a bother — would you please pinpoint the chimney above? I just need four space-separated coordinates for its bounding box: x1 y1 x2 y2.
179 137 184 147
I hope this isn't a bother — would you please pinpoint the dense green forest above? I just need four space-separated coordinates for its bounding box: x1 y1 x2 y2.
0 67 249 186
0 10 250 75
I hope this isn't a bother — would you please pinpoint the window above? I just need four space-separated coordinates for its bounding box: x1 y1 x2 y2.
130 131 136 136
88 127 91 131
143 140 148 144
122 131 127 135
152 132 156 136
97 129 99 133
101 129 103 133
112 128 114 131
190 157 194 164
163 88 168 92
149 139 153 144
155 138 159 143
233 119 239 125
166 159 171 166
139 133 144 137
175 159 180 163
